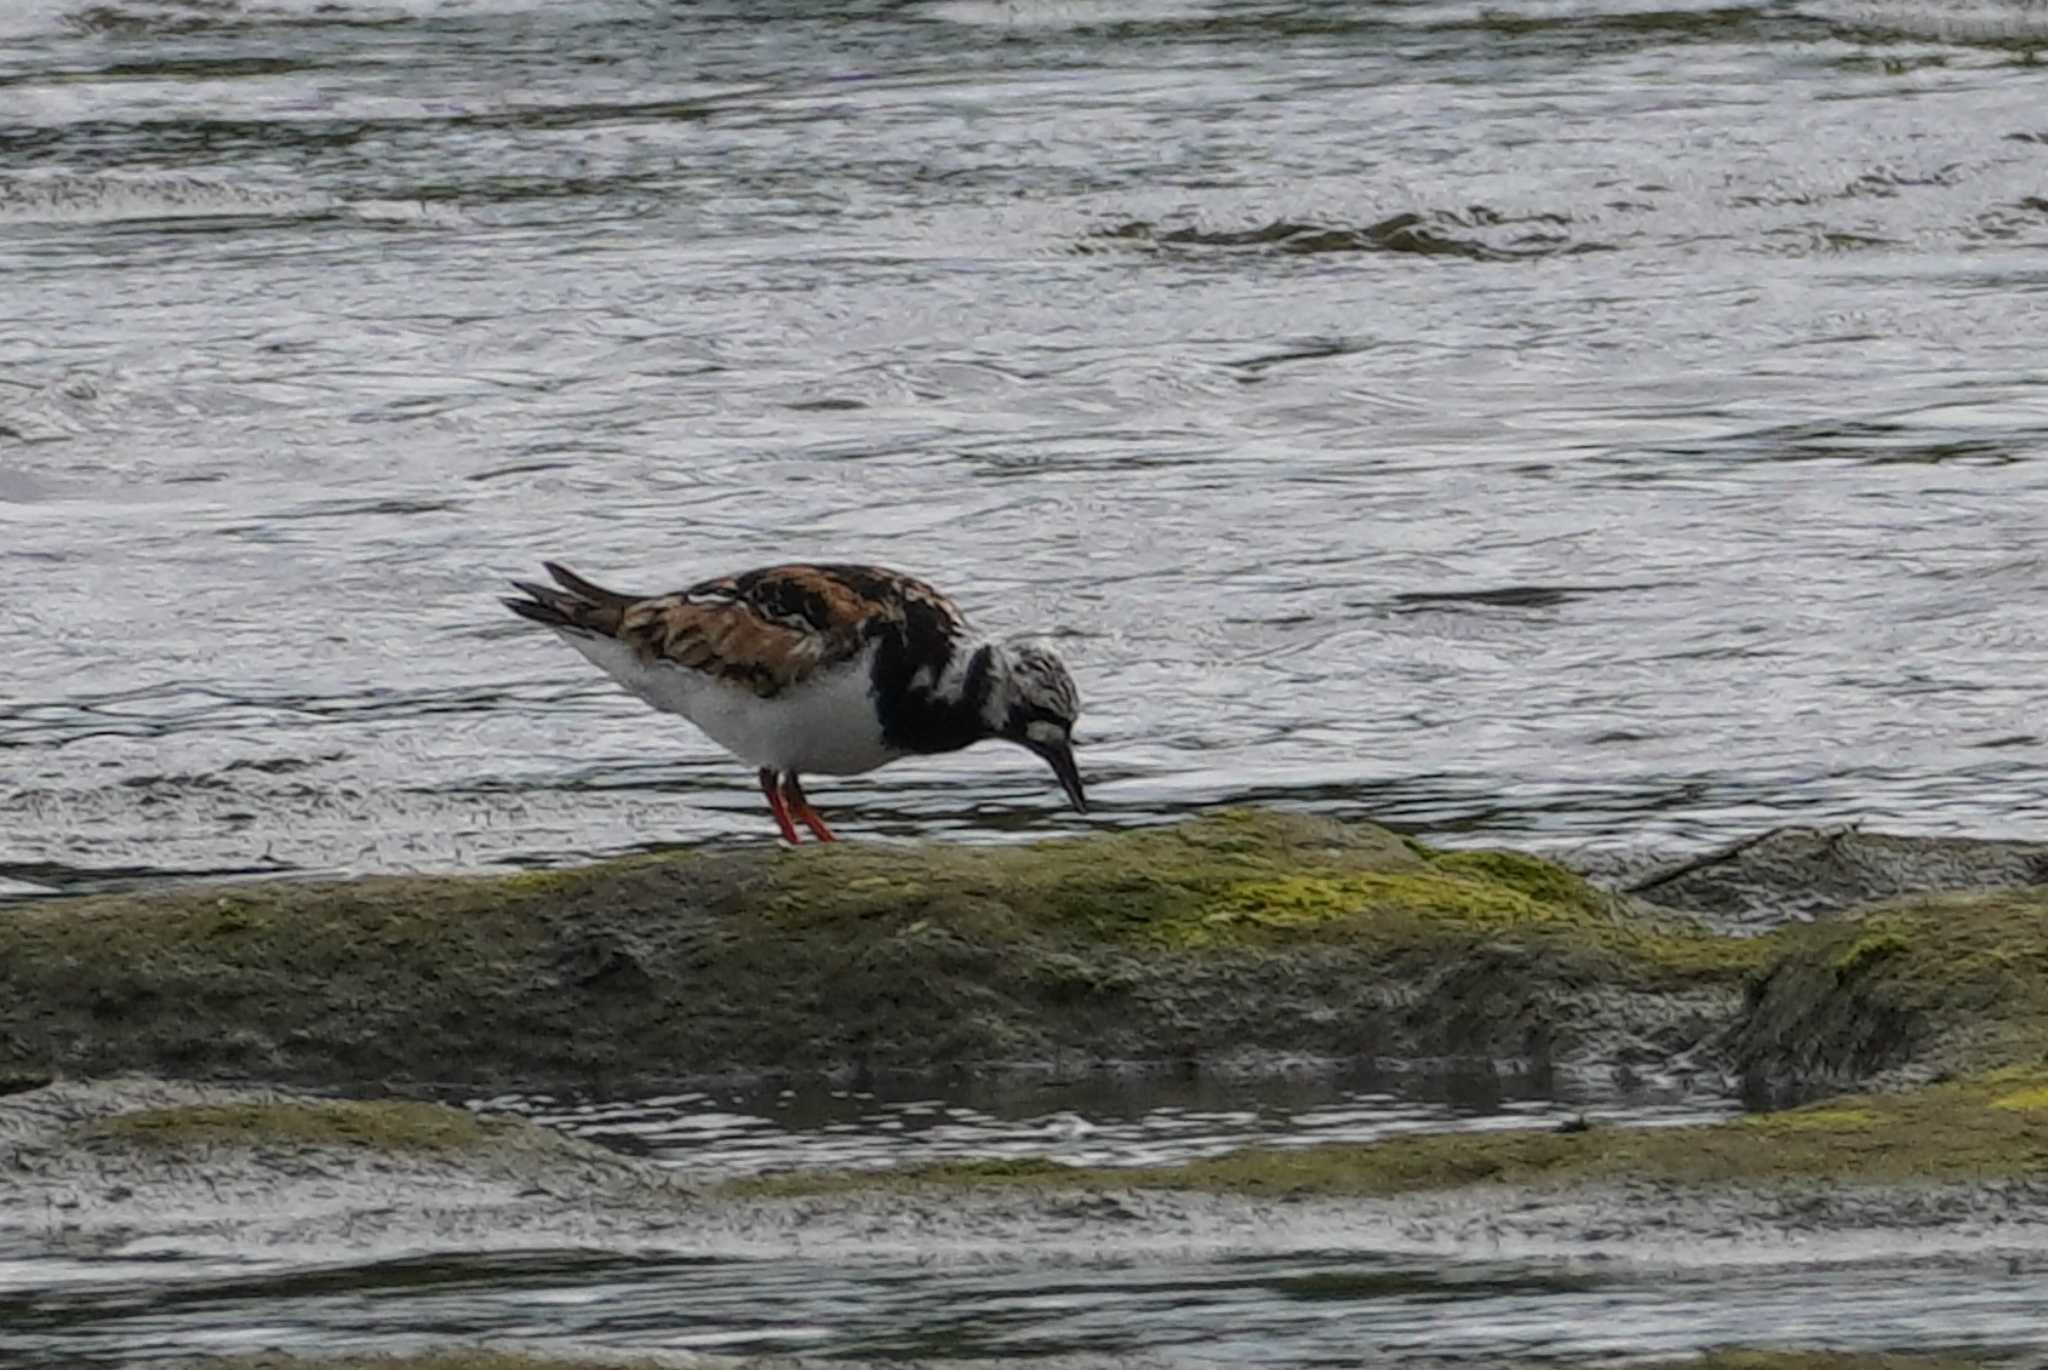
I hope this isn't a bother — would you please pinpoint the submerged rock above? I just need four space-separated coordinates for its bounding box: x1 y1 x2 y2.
729 1067 2048 1200
1608 824 2048 930
14 1074 2048 1268
0 1078 693 1260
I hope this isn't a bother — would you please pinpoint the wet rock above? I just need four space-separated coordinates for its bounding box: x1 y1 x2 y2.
0 1078 693 1260
727 1069 2048 1201
1611 825 2048 930
0 811 1753 1091
20 1074 2045 1268
7 810 2048 1100
1727 881 2048 1092
8 1078 2048 1370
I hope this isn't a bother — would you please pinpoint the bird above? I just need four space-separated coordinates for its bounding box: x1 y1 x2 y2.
502 559 1087 843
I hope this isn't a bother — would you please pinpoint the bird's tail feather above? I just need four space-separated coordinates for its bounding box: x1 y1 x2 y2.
503 561 641 636
543 560 641 609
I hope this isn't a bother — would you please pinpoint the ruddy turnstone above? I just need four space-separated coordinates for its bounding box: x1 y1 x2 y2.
503 560 1087 843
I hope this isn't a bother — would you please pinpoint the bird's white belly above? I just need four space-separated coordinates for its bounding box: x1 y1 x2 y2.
560 632 899 775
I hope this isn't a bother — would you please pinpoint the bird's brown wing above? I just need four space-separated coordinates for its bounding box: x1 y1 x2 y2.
615 563 971 698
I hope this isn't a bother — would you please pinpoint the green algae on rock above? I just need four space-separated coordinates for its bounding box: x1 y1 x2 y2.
0 810 1751 1088
6 1078 691 1266
1731 886 2048 1090
43 1084 642 1182
8 809 2046 1093
728 1067 2048 1200
749 808 1747 973
10 1086 2047 1370
80 1097 514 1152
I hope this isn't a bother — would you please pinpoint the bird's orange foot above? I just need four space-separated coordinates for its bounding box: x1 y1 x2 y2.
759 768 802 844
781 773 839 843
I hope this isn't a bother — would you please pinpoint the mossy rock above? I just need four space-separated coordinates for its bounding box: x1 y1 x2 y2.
750 808 1743 979
731 1067 2048 1200
0 810 1756 1088
6 808 2047 1092
79 1097 513 1152
1730 886 2048 1089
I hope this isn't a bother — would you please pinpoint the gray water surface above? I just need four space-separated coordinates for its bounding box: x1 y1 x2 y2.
473 1064 1730 1179
5 1073 2035 1368
7 0 2048 893
10 1249 2048 1366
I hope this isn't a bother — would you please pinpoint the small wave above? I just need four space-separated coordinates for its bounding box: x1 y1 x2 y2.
1391 584 1658 613
1081 211 1601 262
1761 224 1899 254
940 0 1786 45
1817 0 2048 44
258 496 464 522
59 0 559 36
63 0 293 35
927 0 1227 31
1458 2 1776 40
0 172 334 227
0 0 81 40
0 856 291 899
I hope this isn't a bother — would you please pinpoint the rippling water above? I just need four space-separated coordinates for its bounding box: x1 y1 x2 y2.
6 1074 2039 1367
7 0 2048 893
475 1064 1727 1179
15 1248 2048 1365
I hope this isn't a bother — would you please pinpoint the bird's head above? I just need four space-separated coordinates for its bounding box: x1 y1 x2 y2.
984 640 1086 813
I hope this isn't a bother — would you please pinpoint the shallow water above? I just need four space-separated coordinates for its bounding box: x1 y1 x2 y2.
11 1247 2048 1366
6 1073 2036 1368
7 0 2048 894
473 1064 1729 1179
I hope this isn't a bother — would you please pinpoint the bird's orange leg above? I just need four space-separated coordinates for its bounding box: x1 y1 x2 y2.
781 772 839 843
759 767 801 845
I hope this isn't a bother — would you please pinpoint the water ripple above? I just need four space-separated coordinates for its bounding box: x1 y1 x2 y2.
2 0 2046 891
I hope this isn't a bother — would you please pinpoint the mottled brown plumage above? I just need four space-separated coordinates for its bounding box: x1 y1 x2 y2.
508 561 971 700
615 564 967 698
503 557 1085 843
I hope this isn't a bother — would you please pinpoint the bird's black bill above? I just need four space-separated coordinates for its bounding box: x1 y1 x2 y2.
1030 737 1088 814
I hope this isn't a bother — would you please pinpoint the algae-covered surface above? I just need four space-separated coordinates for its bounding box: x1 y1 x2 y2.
1733 885 2048 1088
14 1077 2048 1366
10 1080 664 1185
81 1097 514 1152
0 810 1754 1089
2 1079 692 1261
5 808 2048 1095
728 1067 2048 1200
